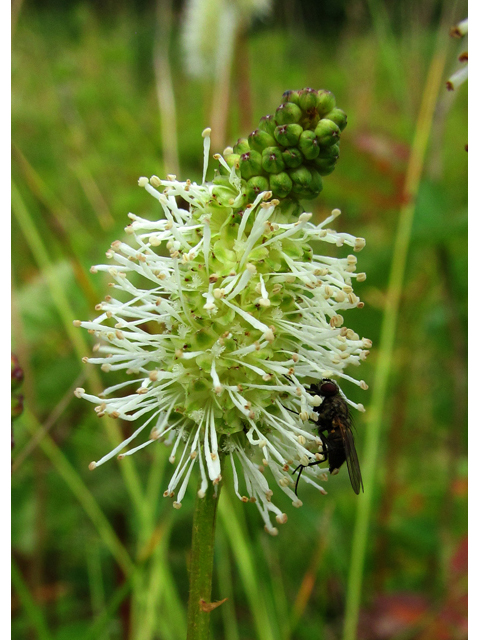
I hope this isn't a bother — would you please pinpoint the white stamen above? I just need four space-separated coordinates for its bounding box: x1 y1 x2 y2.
202 128 211 184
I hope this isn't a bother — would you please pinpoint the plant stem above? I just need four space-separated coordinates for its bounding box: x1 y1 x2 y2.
187 479 222 640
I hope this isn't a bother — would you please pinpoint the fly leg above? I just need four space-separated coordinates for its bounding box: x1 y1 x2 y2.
292 463 305 496
292 433 329 496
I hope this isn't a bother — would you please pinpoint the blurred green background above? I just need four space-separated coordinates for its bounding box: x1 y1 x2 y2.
11 0 467 639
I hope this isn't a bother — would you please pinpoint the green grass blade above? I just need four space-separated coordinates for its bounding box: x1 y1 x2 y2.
218 491 276 640
365 0 408 112
129 515 186 640
154 0 180 175
342 47 448 640
145 444 169 536
137 522 182 640
216 528 240 640
84 571 137 640
260 537 291 639
12 180 147 522
154 548 187 640
85 540 110 639
11 558 53 640
22 409 134 576
12 180 90 360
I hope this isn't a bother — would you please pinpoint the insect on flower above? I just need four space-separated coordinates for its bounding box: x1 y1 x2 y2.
293 378 364 496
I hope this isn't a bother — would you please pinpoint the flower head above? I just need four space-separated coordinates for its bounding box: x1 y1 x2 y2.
75 130 370 534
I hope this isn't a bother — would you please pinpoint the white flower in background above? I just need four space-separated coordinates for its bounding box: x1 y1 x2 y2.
182 0 271 78
74 130 370 534
447 18 468 92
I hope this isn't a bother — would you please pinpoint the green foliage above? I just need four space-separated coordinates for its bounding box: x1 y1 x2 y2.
12 3 467 640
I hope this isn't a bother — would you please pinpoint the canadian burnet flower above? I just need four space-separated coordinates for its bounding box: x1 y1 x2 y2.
74 128 370 535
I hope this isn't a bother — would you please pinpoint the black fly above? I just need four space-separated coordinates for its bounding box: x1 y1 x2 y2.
293 378 364 495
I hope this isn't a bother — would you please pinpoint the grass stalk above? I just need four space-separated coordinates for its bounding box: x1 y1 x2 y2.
70 160 115 231
12 144 93 244
365 0 408 114
154 0 180 176
138 546 168 640
155 549 188 639
136 518 186 640
209 10 239 152
84 570 138 640
216 528 240 640
22 409 134 576
129 445 170 634
234 30 253 134
342 46 448 640
11 370 86 474
85 541 110 639
12 181 147 522
290 505 334 634
145 442 169 530
260 536 290 639
11 558 53 640
218 489 276 640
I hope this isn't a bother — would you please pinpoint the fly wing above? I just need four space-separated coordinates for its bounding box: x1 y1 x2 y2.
334 417 364 494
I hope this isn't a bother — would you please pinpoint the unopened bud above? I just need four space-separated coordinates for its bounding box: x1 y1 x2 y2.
282 89 301 106
246 176 269 203
225 153 240 170
299 87 318 112
262 147 286 174
298 130 320 160
258 114 277 137
233 138 250 155
275 102 302 125
315 119 341 147
248 129 276 153
282 147 304 169
269 172 293 199
316 90 336 117
239 150 263 180
324 108 347 132
274 123 303 147
313 157 337 176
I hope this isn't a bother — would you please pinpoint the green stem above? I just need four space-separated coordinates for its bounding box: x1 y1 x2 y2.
187 479 222 640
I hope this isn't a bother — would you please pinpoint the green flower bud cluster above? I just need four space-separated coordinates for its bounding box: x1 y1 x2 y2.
215 88 347 203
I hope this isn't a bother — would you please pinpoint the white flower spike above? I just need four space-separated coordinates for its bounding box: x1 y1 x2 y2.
75 132 370 534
